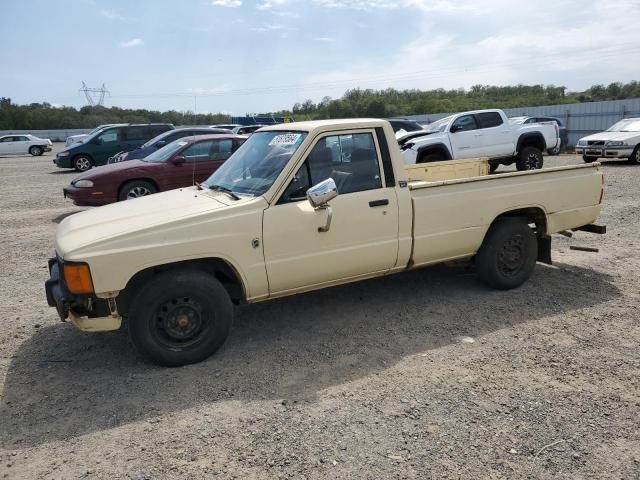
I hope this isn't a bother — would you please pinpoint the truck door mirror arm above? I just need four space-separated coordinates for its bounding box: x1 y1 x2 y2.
306 178 338 232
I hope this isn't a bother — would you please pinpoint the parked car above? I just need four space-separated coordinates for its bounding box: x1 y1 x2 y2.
63 134 246 206
110 127 232 163
54 124 174 172
509 116 567 155
387 118 424 136
399 109 560 172
45 119 605 366
0 134 52 156
231 125 266 135
575 118 640 164
65 124 127 147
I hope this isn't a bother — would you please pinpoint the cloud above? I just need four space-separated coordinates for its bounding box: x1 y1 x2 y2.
313 36 334 42
211 0 242 7
257 0 288 9
312 0 397 9
119 38 144 48
250 23 297 32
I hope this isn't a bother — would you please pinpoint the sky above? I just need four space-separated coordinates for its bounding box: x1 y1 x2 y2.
1 0 639 115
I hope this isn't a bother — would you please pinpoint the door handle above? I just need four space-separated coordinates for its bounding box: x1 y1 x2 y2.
474 133 482 136
369 199 389 207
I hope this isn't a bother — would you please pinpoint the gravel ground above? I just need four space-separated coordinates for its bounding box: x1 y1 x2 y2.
0 146 638 479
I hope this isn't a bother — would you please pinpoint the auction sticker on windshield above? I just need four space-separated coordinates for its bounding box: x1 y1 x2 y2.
269 133 302 146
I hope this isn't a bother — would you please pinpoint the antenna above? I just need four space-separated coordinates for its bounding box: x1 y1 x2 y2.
79 82 110 106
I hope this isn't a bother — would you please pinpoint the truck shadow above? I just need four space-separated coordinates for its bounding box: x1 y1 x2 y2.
0 262 619 448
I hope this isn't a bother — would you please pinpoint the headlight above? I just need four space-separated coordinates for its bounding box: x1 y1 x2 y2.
605 140 624 147
57 151 70 157
73 179 94 188
577 140 587 146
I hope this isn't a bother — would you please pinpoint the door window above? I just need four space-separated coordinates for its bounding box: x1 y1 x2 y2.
182 140 215 161
97 129 120 143
477 112 503 129
210 139 234 161
0 136 14 142
451 115 478 132
281 132 381 203
124 127 147 141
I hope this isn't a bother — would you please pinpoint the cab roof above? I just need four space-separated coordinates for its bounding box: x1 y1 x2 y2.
258 118 387 133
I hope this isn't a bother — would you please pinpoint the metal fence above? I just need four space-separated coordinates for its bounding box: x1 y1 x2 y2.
406 98 640 147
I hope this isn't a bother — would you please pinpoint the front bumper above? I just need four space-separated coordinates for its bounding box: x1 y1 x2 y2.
575 146 634 158
53 156 72 168
63 185 115 206
45 257 122 332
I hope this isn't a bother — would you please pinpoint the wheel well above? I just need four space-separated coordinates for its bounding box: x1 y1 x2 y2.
118 178 160 198
417 145 451 163
518 134 545 153
117 258 245 315
493 207 547 237
71 153 94 164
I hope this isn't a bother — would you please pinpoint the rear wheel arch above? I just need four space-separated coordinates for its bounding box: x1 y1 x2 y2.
117 258 246 316
517 133 546 153
491 207 548 237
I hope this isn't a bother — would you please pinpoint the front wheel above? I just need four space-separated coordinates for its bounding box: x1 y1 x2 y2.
516 146 544 171
627 146 640 165
128 270 233 366
119 180 158 201
73 155 92 172
476 218 538 290
29 146 43 156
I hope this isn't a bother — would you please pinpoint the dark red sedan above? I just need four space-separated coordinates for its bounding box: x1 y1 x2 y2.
63 134 246 206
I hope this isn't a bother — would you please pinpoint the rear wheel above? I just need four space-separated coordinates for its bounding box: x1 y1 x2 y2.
476 218 538 290
489 163 500 174
119 180 158 201
582 155 598 163
516 146 544 171
29 145 43 156
627 146 640 165
128 270 233 366
73 155 92 172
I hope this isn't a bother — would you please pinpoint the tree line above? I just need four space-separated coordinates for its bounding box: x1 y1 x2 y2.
1 81 639 130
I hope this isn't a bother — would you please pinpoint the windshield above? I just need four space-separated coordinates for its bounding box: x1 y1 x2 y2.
606 119 640 132
425 116 452 133
141 130 172 148
204 130 307 196
143 140 189 163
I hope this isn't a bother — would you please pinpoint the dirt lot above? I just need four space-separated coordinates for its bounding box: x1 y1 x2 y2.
0 145 638 479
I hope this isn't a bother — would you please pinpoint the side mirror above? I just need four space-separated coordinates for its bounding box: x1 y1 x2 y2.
156 140 166 148
307 178 338 233
93 137 103 145
450 125 462 133
171 155 186 165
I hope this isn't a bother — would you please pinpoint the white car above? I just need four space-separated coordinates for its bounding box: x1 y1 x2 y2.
575 118 640 164
0 134 52 156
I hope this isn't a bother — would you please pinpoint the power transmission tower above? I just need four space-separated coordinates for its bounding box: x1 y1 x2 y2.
79 82 109 106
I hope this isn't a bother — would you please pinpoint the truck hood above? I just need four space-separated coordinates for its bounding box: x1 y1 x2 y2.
579 131 640 142
56 187 233 258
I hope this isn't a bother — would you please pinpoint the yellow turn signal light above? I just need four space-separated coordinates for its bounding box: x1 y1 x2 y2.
63 263 94 294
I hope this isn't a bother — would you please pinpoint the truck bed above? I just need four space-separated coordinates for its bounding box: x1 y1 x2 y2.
407 163 603 267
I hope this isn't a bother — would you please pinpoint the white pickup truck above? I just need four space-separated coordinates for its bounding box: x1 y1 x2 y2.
399 109 560 172
45 119 604 366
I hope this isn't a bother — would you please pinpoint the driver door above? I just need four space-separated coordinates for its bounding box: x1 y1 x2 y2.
448 114 483 159
262 131 400 296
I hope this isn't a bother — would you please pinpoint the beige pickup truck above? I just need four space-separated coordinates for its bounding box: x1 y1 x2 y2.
45 119 606 366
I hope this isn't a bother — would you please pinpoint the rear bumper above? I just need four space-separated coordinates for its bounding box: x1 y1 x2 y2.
575 146 634 158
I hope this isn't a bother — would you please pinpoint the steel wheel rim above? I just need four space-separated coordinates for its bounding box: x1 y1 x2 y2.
152 296 209 348
126 186 152 199
526 152 541 169
497 235 526 277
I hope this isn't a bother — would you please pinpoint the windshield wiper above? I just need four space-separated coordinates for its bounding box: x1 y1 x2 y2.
207 184 240 200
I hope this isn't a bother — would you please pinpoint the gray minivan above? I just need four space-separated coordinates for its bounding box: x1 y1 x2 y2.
54 124 174 171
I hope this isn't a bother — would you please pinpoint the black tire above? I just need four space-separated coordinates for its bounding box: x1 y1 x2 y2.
516 146 544 171
418 152 445 163
29 145 43 156
73 155 92 172
627 146 640 165
582 155 598 163
119 180 158 201
128 270 233 366
489 163 500 174
476 218 538 290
